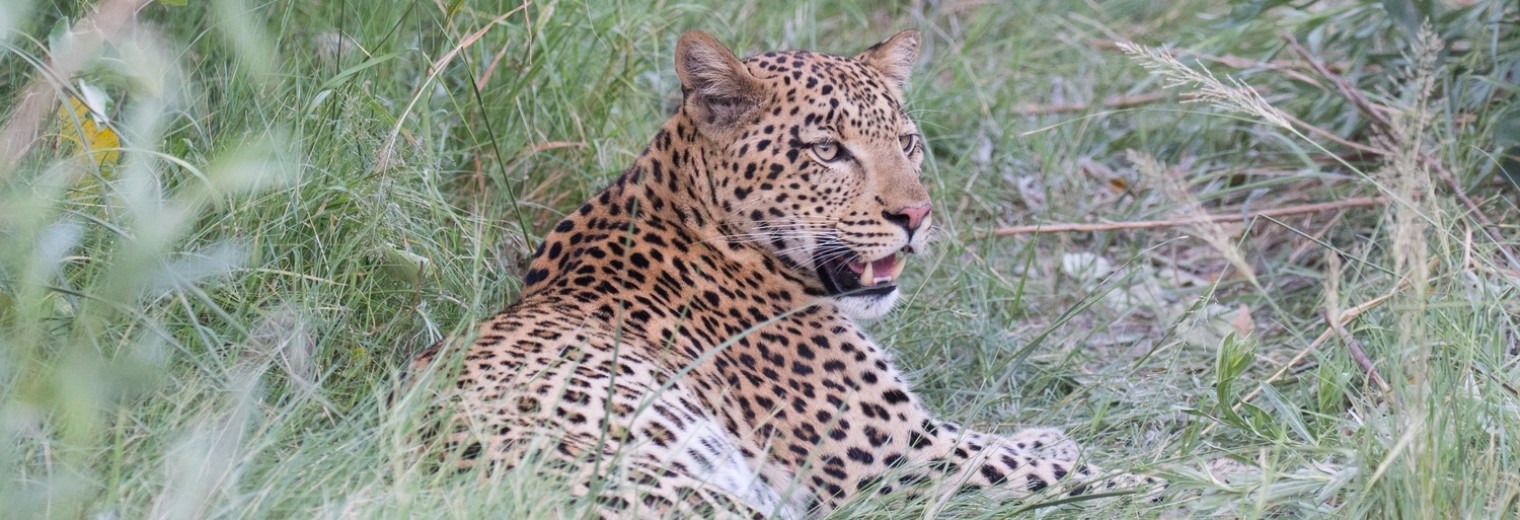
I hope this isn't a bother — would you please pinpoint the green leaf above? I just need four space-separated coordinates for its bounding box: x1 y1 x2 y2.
1259 384 1316 444
1494 105 1520 185
1499 151 1519 186
77 81 113 121
1213 332 1255 429
47 16 71 52
158 0 188 6
1494 106 1520 148
306 52 401 116
0 290 12 324
1227 0 1295 25
1381 0 1434 37
377 246 429 285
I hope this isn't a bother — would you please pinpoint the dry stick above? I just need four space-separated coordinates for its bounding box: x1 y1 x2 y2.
0 0 153 171
1277 110 1386 158
1283 35 1393 128
1011 91 1171 116
524 141 586 154
992 196 1386 236
1325 310 1391 392
1284 35 1520 272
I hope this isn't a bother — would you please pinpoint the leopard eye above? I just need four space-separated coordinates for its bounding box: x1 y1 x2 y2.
899 134 919 155
811 141 846 163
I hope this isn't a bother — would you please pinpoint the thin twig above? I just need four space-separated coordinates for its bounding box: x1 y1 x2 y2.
1012 92 1171 116
1276 110 1386 157
993 196 1385 236
1325 310 1391 392
1284 35 1393 128
524 141 586 154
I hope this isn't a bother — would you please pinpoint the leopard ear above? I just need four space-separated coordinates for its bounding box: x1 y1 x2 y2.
856 30 920 87
676 31 760 130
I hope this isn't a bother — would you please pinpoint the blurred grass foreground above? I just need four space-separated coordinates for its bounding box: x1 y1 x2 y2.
2 0 1518 518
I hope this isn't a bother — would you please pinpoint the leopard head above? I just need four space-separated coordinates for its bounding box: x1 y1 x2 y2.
675 30 931 320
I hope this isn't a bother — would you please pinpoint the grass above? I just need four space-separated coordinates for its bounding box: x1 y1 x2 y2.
2 0 1517 518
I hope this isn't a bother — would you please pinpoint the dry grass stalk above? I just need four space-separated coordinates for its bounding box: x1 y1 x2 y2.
1091 38 1353 74
1127 150 1260 286
1117 41 1292 131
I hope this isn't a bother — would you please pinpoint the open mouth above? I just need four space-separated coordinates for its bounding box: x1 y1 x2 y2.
814 246 906 298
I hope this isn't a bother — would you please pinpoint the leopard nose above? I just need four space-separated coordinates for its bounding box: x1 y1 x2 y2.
883 203 932 236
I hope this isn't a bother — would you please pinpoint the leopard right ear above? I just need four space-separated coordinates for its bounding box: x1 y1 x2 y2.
675 31 760 130
856 30 920 88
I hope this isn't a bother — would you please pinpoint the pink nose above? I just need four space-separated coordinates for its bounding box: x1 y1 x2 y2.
889 203 932 233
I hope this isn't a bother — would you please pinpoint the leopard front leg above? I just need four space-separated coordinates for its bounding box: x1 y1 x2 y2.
905 419 1164 504
758 318 1161 515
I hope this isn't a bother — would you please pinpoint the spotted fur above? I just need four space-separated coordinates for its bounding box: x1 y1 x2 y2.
412 30 1159 518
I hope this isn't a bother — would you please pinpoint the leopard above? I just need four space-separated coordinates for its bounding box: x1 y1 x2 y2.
411 30 1160 519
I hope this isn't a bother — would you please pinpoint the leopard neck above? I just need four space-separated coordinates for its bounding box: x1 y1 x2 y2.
624 116 724 237
516 114 821 305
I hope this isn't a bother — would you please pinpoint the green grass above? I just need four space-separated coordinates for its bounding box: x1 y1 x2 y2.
2 0 1517 518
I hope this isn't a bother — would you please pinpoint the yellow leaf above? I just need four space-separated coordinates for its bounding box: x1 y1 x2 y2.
56 94 122 171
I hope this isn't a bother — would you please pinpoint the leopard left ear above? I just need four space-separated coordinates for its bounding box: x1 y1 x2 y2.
855 30 920 87
676 30 762 131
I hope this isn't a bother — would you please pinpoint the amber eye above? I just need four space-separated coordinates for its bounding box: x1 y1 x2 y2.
899 134 919 155
811 141 846 163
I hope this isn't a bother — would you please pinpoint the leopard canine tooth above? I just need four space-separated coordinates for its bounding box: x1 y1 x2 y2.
859 261 875 287
889 254 905 280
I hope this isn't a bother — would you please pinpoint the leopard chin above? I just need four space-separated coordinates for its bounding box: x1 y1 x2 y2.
832 289 901 321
